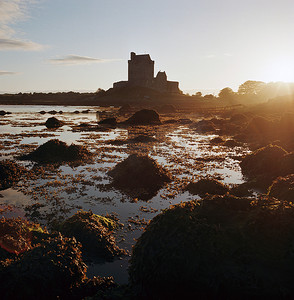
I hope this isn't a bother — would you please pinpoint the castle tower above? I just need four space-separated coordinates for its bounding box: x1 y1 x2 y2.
128 52 154 87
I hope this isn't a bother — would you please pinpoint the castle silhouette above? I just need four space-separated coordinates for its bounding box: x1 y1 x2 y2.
113 52 180 93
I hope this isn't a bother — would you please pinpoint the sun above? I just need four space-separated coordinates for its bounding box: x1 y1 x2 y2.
262 58 294 83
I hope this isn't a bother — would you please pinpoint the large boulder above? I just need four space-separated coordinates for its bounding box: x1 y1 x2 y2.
124 109 161 125
186 178 229 196
129 195 294 298
59 210 127 260
45 117 64 128
0 160 26 190
108 154 172 200
240 144 287 181
0 218 87 299
268 174 294 202
19 139 92 164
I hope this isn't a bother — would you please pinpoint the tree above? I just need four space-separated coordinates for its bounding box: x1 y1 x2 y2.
218 87 235 98
238 80 266 95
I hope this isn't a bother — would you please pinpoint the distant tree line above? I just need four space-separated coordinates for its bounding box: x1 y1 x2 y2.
192 81 294 105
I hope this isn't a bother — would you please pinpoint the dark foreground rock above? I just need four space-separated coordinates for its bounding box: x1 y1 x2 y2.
108 154 172 200
186 178 229 196
240 144 287 184
0 218 116 300
268 174 294 202
45 117 64 129
124 109 161 125
0 160 26 190
98 117 117 126
129 195 294 299
59 210 127 260
19 139 92 164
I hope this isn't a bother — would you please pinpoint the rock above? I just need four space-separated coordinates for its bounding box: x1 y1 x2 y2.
163 119 179 124
98 117 117 126
224 139 241 147
128 135 158 143
108 154 172 200
244 116 274 137
268 174 294 202
0 110 6 116
129 195 294 298
118 104 132 115
0 160 26 190
240 144 287 181
0 229 87 299
210 137 224 144
19 139 92 164
59 210 127 259
124 109 161 125
194 119 216 133
45 117 64 129
48 110 57 115
39 111 46 115
186 178 229 196
178 118 193 124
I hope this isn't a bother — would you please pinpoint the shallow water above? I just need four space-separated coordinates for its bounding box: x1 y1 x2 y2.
0 105 250 284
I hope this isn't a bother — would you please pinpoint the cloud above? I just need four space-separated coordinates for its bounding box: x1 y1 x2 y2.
0 0 44 51
0 70 18 76
205 54 216 59
0 38 43 50
48 55 120 65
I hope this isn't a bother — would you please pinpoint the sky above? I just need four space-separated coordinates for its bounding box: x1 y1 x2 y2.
0 0 294 94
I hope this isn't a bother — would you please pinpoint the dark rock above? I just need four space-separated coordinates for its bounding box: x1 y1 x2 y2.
230 113 248 124
45 117 64 129
129 195 294 298
118 104 132 115
0 110 6 116
59 210 127 259
194 119 216 133
98 117 117 126
186 178 229 196
178 118 193 124
48 110 57 115
124 109 161 125
163 119 179 124
210 137 224 144
0 160 26 190
224 139 241 147
240 144 287 181
39 111 46 115
19 139 92 164
108 154 171 200
129 135 158 143
268 174 294 202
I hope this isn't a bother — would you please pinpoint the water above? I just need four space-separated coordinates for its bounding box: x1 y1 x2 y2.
0 105 250 283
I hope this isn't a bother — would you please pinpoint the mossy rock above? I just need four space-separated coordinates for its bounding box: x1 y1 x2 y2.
186 178 229 196
268 174 294 202
45 117 64 128
0 220 87 299
0 160 26 190
19 139 92 164
129 195 294 299
210 137 224 144
59 210 126 259
108 154 172 200
124 109 161 125
194 119 216 133
240 144 287 181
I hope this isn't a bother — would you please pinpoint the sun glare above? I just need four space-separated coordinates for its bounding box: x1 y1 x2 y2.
263 58 294 83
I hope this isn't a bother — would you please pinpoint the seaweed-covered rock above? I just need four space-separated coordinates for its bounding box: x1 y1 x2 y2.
0 217 44 255
108 154 172 200
125 109 161 125
129 195 294 298
186 178 229 196
244 116 274 138
19 139 92 163
210 136 224 144
0 232 87 299
268 174 294 202
118 104 132 115
98 117 117 126
194 119 216 133
240 144 287 181
129 135 158 143
224 139 241 147
59 210 126 259
45 116 64 128
0 160 26 190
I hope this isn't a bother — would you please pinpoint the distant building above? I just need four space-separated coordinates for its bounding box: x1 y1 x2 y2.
113 52 180 93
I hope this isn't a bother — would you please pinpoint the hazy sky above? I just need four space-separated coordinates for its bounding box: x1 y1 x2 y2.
0 0 294 94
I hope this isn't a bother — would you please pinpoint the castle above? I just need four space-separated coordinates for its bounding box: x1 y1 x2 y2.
113 52 180 93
